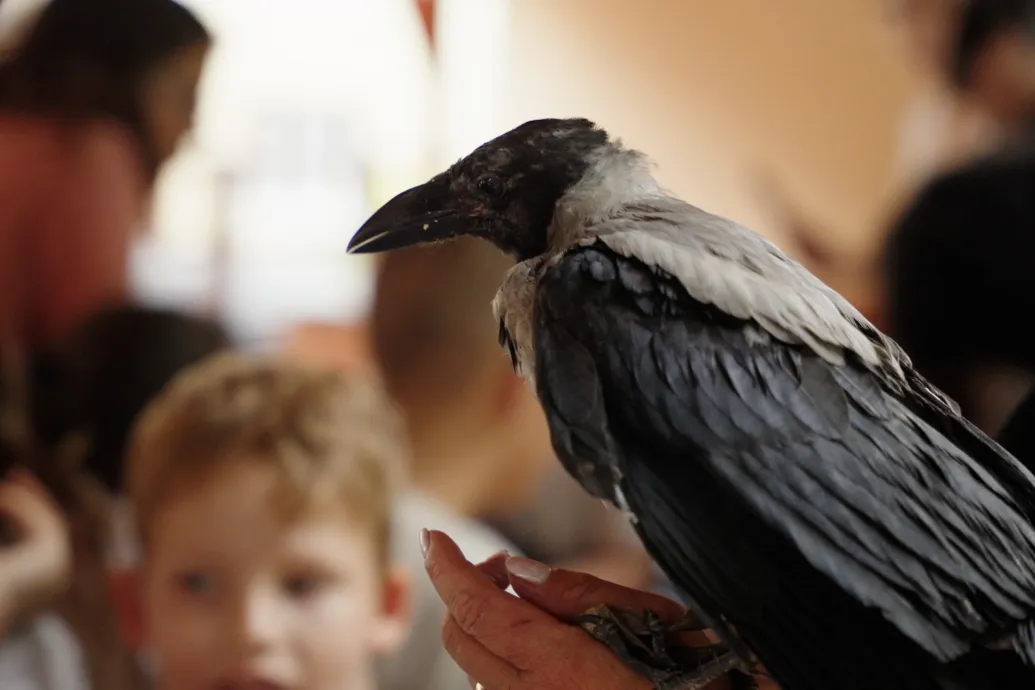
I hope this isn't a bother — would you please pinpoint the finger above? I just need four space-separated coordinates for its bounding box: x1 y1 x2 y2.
505 556 687 624
0 471 66 539
4 469 52 502
441 615 520 688
475 550 510 590
424 530 559 666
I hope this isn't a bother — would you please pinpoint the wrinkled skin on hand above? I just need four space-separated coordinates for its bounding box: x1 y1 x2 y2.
422 530 778 690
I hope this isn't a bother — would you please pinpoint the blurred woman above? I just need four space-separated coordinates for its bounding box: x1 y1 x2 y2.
885 0 1001 188
0 1 212 688
35 306 231 690
0 0 211 349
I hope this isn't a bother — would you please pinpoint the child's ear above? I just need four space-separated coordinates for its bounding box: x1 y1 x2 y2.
106 567 145 651
371 564 413 655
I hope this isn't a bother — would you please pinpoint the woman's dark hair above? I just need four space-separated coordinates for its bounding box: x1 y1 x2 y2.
0 0 211 175
31 305 230 493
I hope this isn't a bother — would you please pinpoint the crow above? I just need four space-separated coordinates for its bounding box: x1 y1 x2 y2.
348 117 1035 690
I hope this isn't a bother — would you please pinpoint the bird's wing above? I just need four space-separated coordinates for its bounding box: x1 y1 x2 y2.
532 241 1035 665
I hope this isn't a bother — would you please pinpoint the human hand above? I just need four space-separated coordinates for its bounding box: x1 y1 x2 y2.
423 529 755 690
0 468 72 633
498 550 780 690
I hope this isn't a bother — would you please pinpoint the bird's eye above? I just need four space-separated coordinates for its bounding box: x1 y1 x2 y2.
476 175 505 198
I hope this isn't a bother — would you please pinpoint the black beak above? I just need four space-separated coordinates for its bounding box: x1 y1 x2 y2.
347 176 469 254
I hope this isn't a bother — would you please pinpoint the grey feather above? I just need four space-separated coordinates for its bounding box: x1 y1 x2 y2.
496 145 910 400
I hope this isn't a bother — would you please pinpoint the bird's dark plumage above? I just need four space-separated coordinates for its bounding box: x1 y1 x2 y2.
534 242 1035 689
349 117 1035 690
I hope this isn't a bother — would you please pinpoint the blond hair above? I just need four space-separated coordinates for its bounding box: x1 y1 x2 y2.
125 352 405 566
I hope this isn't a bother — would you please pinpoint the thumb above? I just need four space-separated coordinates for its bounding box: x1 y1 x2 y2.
503 555 686 625
0 469 65 540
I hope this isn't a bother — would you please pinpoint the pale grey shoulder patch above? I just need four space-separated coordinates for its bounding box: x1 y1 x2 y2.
590 222 899 379
544 149 904 381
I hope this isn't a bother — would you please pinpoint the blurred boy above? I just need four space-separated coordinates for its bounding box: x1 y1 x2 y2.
371 237 650 689
372 236 647 578
120 354 411 690
371 238 556 524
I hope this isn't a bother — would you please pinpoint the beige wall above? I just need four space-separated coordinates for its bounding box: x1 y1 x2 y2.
506 0 922 265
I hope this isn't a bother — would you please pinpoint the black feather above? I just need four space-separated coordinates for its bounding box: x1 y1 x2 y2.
532 242 1035 690
498 320 518 370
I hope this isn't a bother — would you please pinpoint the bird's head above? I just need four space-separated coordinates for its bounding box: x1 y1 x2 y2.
347 118 610 261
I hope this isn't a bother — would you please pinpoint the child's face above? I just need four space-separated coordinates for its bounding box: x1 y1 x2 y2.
137 460 410 690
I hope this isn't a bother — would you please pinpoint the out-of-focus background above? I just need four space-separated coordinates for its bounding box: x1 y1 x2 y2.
0 0 982 345
5 1 1035 688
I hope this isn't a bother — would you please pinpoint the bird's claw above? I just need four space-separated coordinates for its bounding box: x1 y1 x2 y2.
574 604 754 690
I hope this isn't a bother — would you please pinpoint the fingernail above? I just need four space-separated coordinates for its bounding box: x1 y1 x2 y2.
505 556 552 585
420 528 431 560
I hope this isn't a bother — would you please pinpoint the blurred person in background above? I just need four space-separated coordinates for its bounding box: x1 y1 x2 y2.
952 0 1035 134
120 354 414 690
887 0 1035 188
890 0 962 76
372 238 646 576
0 360 80 690
30 305 230 690
0 0 211 349
369 239 522 690
0 306 229 690
887 0 1000 188
850 0 1033 353
34 305 231 495
884 144 1035 436
0 1 212 687
758 0 997 338
370 237 649 689
370 239 557 531
883 2 1035 432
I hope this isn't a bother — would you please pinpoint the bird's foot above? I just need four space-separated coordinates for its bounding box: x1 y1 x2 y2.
574 604 752 689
